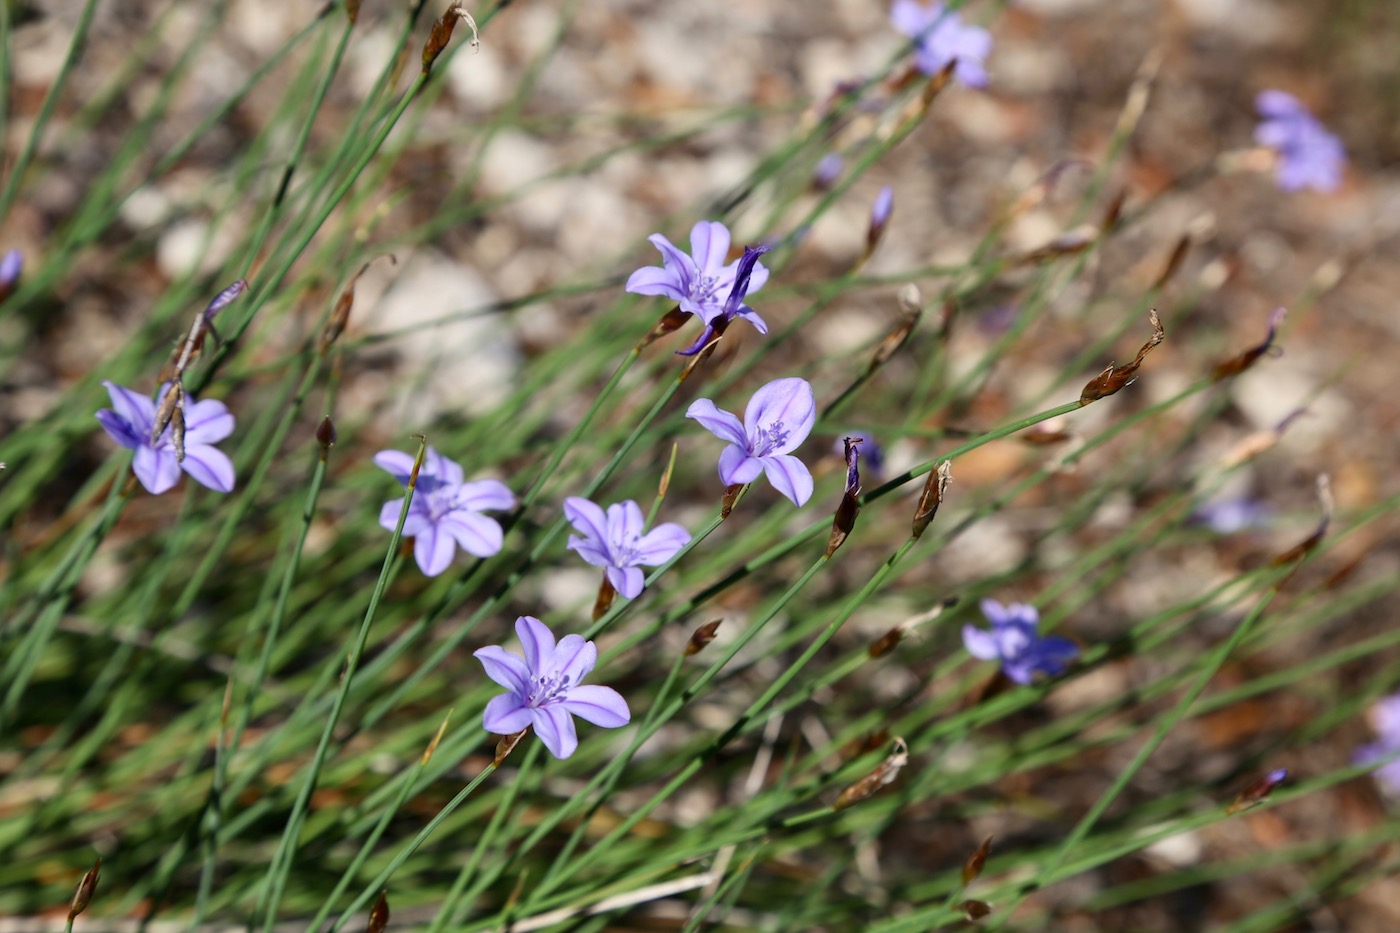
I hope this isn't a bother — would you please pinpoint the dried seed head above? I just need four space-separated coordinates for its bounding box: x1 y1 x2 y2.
422 2 479 77
963 836 994 885
67 856 101 923
635 307 693 351
867 306 921 375
867 626 903 659
1079 308 1165 406
912 461 952 539
367 891 389 933
494 727 528 766
834 737 909 810
316 416 337 450
1212 306 1285 381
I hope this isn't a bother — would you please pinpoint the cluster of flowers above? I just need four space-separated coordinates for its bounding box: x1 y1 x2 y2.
83 4 1353 764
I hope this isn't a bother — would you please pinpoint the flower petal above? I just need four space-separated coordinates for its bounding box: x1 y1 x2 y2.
646 233 697 293
735 306 768 334
1256 89 1303 118
743 377 815 453
373 450 417 485
102 381 155 433
561 684 630 727
1034 636 1080 670
516 616 556 673
568 535 612 568
762 454 813 507
979 598 1012 628
482 693 533 735
890 0 933 37
719 446 763 486
962 624 1001 661
564 496 609 544
1002 660 1036 685
689 220 732 275
552 634 597 684
685 399 748 448
180 444 235 492
531 705 578 759
474 645 531 693
633 522 690 565
378 498 430 537
96 408 143 449
424 447 464 486
458 478 513 512
608 564 645 599
625 264 686 299
440 510 504 558
183 398 234 444
608 500 645 545
413 523 457 576
134 445 181 495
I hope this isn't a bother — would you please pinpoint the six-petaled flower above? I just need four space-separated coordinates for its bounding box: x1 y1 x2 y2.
626 221 771 353
962 598 1079 685
375 446 514 577
687 376 816 506
565 497 691 599
890 1 992 88
96 381 236 495
474 616 631 759
1254 90 1345 193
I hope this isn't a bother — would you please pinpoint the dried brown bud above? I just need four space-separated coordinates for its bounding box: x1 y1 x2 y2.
867 626 903 659
867 307 921 375
635 307 693 351
1017 224 1098 265
684 620 722 656
1271 474 1332 567
720 482 744 519
345 0 362 24
1212 307 1285 381
1079 308 1165 406
592 576 617 621
963 836 994 885
959 899 992 921
834 737 908 811
316 416 337 450
1100 188 1127 234
150 381 184 447
494 727 529 766
911 461 952 539
1226 769 1287 815
170 401 187 464
825 437 863 557
367 890 389 933
68 856 101 923
422 2 479 77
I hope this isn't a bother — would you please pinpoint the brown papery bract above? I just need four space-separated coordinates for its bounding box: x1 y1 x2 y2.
834 737 908 810
1079 308 1165 406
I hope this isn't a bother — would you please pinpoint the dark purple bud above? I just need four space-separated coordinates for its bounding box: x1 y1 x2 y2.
68 856 101 923
0 249 21 295
367 891 389 933
720 245 773 320
1213 306 1286 381
675 322 718 357
867 186 894 248
204 279 248 322
843 436 862 496
1227 768 1288 814
813 153 844 190
316 416 337 450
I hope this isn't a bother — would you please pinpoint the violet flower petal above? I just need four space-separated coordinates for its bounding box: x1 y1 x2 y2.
180 444 236 492
532 705 579 760
439 511 504 558
103 381 155 431
962 625 1001 661
743 377 815 453
96 409 143 449
609 565 645 599
552 634 597 684
689 220 731 274
134 446 182 495
473 646 531 693
413 524 457 577
633 522 691 564
762 454 814 506
686 399 749 448
624 265 686 299
560 684 631 727
183 399 234 445
516 616 556 672
482 693 533 734
373 450 417 485
718 446 763 486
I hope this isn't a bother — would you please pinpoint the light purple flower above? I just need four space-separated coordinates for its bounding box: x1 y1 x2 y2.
474 616 631 759
96 381 235 495
564 497 690 599
375 446 514 577
626 221 771 352
686 377 816 506
1192 498 1272 535
813 153 844 189
1254 90 1345 192
962 598 1079 685
1355 692 1400 795
0 249 20 290
891 1 992 88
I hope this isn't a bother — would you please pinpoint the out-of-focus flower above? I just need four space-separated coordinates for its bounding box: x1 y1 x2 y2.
374 447 514 577
474 616 631 759
890 1 992 88
1355 692 1400 794
626 221 770 337
1254 90 1345 192
96 381 235 495
687 377 816 506
868 186 895 249
1192 498 1272 535
813 153 844 189
0 249 21 295
564 497 691 599
832 433 885 479
962 598 1079 685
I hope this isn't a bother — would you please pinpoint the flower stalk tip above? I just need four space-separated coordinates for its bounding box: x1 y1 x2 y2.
68 856 101 923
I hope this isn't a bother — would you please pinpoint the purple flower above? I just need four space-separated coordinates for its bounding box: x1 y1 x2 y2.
625 221 771 352
962 598 1079 685
374 446 514 577
1355 692 1400 795
564 497 691 599
1192 498 1272 535
813 153 844 189
0 249 20 290
890 1 992 88
1254 90 1345 192
833 433 885 479
96 381 235 495
686 377 816 506
474 616 631 759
